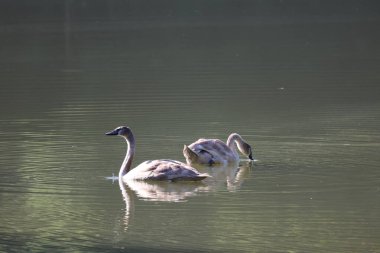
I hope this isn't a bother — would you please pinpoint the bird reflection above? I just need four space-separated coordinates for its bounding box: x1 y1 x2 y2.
111 160 253 233
226 161 253 191
116 177 208 228
118 177 134 231
192 160 253 192
125 179 207 202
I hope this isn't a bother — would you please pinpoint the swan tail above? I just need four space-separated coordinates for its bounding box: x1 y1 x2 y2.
196 173 211 181
183 145 199 163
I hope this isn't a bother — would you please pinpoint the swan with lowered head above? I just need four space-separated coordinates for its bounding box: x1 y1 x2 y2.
183 133 253 165
106 126 209 181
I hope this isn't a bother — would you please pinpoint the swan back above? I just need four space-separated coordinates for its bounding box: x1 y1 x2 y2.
124 159 209 181
184 138 238 165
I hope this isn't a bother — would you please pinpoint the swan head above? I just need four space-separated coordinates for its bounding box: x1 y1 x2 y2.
228 133 254 161
247 146 254 160
106 126 132 137
237 141 254 160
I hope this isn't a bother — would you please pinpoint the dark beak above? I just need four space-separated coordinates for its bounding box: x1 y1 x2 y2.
105 129 118 136
249 153 253 160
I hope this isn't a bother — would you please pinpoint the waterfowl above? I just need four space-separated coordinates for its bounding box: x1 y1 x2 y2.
106 126 209 181
183 133 254 165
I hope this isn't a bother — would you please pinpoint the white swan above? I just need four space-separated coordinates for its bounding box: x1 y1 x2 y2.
183 133 253 165
106 126 209 181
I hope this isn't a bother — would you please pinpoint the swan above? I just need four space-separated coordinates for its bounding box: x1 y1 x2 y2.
106 126 209 181
183 133 254 165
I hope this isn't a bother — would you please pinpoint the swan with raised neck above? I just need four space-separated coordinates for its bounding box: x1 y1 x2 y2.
106 126 209 181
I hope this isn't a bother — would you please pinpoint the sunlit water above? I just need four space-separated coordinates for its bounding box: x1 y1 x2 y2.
1 3 380 252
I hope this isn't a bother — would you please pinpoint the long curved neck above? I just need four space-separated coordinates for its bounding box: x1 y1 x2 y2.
226 133 241 151
119 133 135 178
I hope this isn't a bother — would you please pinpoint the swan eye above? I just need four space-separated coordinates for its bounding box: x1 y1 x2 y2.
115 126 129 135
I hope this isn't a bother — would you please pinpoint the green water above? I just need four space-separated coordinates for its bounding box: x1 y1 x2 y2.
1 2 380 252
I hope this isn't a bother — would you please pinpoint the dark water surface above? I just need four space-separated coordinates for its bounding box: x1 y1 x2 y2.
1 2 380 252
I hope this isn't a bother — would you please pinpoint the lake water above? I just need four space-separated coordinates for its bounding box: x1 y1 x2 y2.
1 2 380 252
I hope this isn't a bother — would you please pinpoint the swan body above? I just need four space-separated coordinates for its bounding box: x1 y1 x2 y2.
106 126 209 182
123 159 207 181
183 133 253 165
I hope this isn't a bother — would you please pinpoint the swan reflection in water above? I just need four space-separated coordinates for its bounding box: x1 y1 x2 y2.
125 179 208 202
114 159 253 205
193 160 253 192
112 175 207 234
109 160 253 233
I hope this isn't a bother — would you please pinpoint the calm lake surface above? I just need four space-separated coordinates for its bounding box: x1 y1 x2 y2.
1 2 380 252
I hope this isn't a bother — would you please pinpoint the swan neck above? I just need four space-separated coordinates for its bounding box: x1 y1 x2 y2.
226 134 239 151
119 134 135 178
227 133 245 151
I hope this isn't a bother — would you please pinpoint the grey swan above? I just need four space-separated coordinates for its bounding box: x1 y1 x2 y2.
183 133 253 165
106 126 209 181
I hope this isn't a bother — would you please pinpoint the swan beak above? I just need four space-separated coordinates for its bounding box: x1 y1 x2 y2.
249 153 254 160
105 129 118 136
